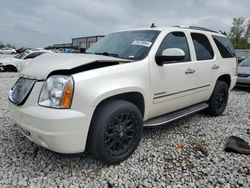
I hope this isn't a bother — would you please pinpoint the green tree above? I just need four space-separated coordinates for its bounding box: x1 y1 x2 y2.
229 17 250 49
0 41 4 49
6 43 16 49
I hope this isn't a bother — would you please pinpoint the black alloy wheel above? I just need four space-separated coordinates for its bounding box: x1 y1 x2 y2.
104 112 137 157
215 87 227 110
87 100 143 164
207 81 229 116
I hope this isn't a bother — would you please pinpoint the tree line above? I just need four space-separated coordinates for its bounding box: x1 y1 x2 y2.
228 17 250 49
0 41 16 49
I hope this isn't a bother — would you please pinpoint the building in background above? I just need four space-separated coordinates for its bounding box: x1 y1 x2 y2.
72 36 104 53
53 43 73 49
47 35 104 53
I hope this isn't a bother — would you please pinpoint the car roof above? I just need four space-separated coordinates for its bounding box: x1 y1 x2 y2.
114 26 227 38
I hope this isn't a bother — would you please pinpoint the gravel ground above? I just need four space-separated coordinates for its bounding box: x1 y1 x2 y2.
0 72 249 188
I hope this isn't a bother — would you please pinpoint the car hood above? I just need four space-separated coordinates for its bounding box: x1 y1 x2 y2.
0 57 23 65
237 66 250 74
21 53 130 80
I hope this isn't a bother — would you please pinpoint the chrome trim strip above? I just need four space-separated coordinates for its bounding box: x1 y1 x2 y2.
153 84 210 100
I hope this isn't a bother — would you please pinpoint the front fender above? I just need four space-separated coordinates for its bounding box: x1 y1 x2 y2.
72 60 150 120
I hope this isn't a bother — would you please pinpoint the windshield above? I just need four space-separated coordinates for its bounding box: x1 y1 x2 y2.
239 57 250 66
86 30 160 60
15 51 29 59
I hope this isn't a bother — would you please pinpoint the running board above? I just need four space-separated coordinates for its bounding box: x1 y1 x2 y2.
144 103 209 126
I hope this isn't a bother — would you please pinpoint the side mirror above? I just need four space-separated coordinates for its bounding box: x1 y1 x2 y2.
155 48 185 66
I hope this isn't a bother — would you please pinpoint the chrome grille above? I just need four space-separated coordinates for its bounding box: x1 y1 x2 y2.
9 77 36 105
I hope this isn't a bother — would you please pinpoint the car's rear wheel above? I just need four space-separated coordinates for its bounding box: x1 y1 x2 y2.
87 100 143 164
206 81 229 116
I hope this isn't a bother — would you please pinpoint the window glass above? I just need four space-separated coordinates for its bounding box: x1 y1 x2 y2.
239 57 250 67
25 52 44 59
156 32 191 62
212 35 235 58
191 33 214 61
86 30 160 60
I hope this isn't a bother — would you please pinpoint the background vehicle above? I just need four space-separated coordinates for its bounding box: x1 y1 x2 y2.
9 26 237 164
236 57 250 87
237 56 247 63
15 48 26 54
0 47 16 54
0 49 52 72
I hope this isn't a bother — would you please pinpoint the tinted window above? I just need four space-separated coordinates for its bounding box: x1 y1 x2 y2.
157 32 191 62
25 52 44 59
191 33 214 61
212 35 235 58
87 30 160 60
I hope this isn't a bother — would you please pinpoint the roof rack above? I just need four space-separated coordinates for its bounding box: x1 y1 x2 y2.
174 26 220 34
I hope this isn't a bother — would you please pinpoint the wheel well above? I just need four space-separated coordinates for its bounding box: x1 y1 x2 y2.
95 92 145 118
5 65 17 72
217 74 231 88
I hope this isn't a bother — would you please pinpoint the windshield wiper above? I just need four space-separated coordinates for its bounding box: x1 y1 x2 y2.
94 52 119 58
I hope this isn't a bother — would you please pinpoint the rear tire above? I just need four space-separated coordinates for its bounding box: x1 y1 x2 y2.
206 81 229 116
87 100 143 164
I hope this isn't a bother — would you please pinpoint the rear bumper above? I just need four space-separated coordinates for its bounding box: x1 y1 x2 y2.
9 102 94 153
230 76 237 90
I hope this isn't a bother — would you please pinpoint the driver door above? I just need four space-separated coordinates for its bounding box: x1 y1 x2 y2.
149 31 197 118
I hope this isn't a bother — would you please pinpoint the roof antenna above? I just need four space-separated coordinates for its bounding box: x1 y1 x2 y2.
151 23 156 28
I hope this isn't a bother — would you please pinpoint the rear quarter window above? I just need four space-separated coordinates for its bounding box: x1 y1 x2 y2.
212 35 236 58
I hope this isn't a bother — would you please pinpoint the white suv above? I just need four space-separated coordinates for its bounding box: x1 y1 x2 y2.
8 26 237 164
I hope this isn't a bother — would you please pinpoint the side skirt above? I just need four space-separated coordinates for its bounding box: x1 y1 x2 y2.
144 102 209 126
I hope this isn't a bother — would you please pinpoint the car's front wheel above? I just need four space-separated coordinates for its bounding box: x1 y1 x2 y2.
206 81 229 116
87 100 143 164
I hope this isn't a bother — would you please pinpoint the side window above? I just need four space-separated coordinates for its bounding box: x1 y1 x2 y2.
157 32 191 62
191 33 214 61
25 52 44 59
212 35 236 58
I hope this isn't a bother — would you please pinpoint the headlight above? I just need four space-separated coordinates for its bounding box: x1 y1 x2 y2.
38 75 74 109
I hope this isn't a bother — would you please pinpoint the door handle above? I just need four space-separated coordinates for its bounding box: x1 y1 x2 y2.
212 64 220 70
185 68 195 74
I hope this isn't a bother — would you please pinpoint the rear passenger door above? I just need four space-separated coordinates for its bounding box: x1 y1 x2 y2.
190 33 218 103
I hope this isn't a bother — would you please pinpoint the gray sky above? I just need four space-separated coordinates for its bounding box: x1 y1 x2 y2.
0 0 249 48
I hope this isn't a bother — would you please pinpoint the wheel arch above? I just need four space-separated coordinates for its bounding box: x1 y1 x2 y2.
217 74 231 88
93 92 145 119
4 64 18 72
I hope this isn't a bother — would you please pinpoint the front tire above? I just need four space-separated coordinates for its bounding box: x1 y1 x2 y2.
207 81 229 116
87 100 143 164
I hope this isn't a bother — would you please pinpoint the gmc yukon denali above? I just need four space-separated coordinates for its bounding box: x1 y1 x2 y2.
8 26 237 164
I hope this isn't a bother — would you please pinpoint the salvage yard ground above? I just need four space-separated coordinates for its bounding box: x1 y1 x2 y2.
0 72 249 188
